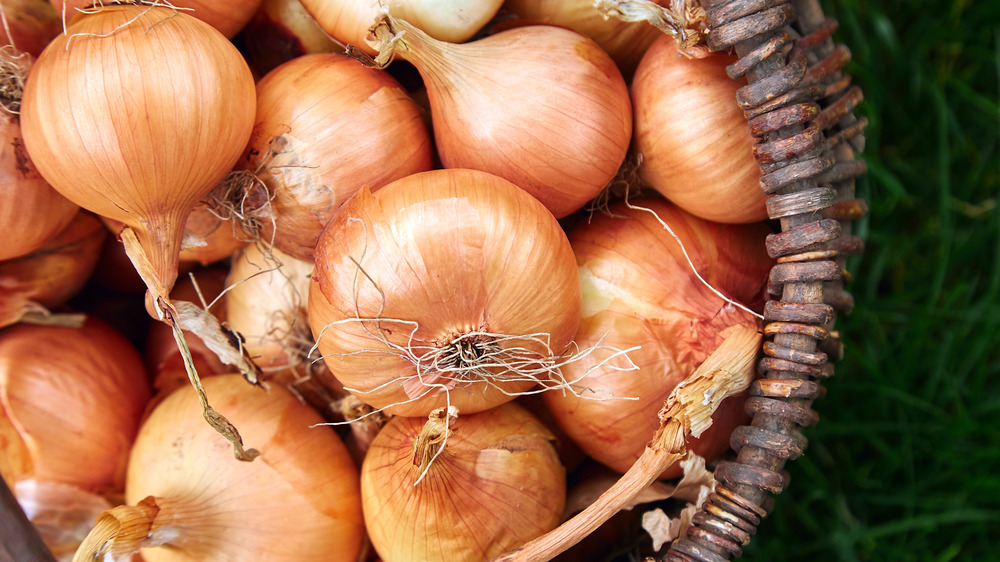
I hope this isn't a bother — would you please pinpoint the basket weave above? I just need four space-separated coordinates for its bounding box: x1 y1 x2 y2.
663 0 867 559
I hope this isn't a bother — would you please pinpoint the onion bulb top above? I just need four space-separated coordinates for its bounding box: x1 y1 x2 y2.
300 0 505 55
369 15 633 218
632 35 767 224
309 168 582 417
20 4 256 305
543 198 773 477
50 0 264 38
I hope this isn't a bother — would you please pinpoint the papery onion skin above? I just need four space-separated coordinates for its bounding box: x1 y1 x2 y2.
242 52 432 261
177 202 247 266
543 198 773 478
0 316 150 493
499 0 664 80
20 5 256 301
633 35 768 224
50 0 264 39
309 168 582 417
0 53 78 262
301 0 504 55
126 374 365 562
386 20 633 219
361 401 565 562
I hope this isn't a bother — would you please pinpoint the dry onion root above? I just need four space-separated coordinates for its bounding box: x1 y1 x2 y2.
361 401 566 562
308 168 588 418
19 3 261 460
73 375 366 562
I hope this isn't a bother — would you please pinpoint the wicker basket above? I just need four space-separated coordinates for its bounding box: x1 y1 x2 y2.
0 0 867 560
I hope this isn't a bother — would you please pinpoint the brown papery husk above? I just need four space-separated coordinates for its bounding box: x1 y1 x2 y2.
0 210 105 329
301 0 503 57
0 315 151 494
632 34 767 223
20 4 256 309
0 48 79 262
74 374 365 562
237 52 432 262
177 200 247 266
361 401 565 562
543 197 773 479
367 14 633 219
308 169 582 418
52 0 264 38
498 0 665 80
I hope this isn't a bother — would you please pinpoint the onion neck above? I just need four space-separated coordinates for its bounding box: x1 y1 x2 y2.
120 215 183 321
367 13 447 72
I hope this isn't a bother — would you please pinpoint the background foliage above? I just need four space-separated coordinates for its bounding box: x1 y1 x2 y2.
745 1 1000 560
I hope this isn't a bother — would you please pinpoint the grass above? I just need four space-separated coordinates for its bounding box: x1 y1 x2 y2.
743 0 1000 560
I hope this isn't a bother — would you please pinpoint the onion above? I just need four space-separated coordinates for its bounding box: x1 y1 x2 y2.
632 34 768 223
242 0 343 76
51 0 264 38
177 202 247 266
499 0 664 79
0 210 105 328
300 0 504 54
1 316 151 556
543 197 773 478
228 52 432 261
361 402 565 561
369 15 632 218
0 0 62 58
0 49 78 262
74 374 365 562
225 243 314 375
20 4 256 312
308 168 582 417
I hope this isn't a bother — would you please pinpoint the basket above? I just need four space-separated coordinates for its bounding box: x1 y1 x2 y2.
0 0 867 560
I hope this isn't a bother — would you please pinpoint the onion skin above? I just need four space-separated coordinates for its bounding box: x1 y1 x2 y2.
499 0 664 80
309 169 582 417
301 0 504 55
50 0 264 38
20 5 256 302
384 20 633 219
361 402 565 562
632 35 768 224
0 211 105 328
0 316 150 493
126 375 365 561
543 198 773 478
0 53 78 262
0 0 62 57
242 53 432 261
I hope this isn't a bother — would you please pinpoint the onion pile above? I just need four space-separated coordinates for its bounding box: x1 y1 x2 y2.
1 3 784 561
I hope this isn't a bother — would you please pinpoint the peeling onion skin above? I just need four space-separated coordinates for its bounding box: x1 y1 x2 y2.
361 401 566 562
0 316 151 493
544 198 773 478
632 35 768 224
126 375 365 562
300 0 505 56
309 168 582 417
243 53 433 262
390 21 633 219
20 5 257 301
